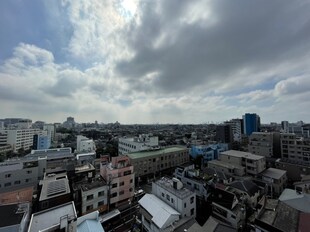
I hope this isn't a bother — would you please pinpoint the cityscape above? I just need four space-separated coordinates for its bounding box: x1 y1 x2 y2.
0 115 310 231
1 0 310 232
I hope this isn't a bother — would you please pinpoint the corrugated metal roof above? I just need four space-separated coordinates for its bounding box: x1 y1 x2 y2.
279 189 310 213
139 194 180 229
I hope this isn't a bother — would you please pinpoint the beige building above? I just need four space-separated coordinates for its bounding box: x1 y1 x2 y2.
281 133 310 165
248 132 274 157
127 146 189 178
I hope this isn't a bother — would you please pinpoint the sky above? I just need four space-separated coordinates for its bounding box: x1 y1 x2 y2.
0 0 310 124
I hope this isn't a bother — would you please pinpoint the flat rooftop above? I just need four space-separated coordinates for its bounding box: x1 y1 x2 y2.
221 150 264 160
0 203 30 228
28 202 77 232
208 159 244 170
154 177 194 199
260 168 286 179
39 173 70 201
127 146 187 160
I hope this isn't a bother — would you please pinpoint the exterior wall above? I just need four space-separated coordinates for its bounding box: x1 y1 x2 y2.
275 160 310 181
225 119 242 142
0 186 33 204
129 148 189 178
249 132 273 157
212 203 245 229
77 135 96 153
207 160 245 177
0 160 41 193
33 134 51 150
43 124 55 143
190 144 228 163
243 113 260 136
81 185 108 215
216 125 234 146
100 156 135 207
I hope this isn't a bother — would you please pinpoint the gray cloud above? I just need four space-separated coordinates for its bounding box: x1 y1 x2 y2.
116 0 310 93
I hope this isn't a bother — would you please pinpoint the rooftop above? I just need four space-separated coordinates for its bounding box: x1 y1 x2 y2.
260 168 286 180
154 177 195 199
221 150 264 160
208 159 244 170
127 146 187 160
28 202 77 232
39 173 70 201
0 203 30 228
279 188 310 213
78 178 107 192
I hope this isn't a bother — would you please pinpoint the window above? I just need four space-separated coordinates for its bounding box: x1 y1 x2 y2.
98 200 105 206
171 198 174 203
14 180 21 185
27 170 32 174
130 179 133 183
25 178 31 183
5 174 11 178
184 203 187 208
166 194 170 201
4 182 11 187
119 190 124 195
129 188 133 192
162 193 165 197
191 208 195 216
111 192 117 198
112 183 117 188
120 181 124 186
190 197 194 204
86 205 93 211
87 194 94 201
124 170 132 176
98 191 104 197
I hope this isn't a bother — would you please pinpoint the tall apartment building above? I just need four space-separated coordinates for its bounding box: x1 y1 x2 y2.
225 119 242 142
0 128 43 152
243 113 260 136
100 156 135 209
33 134 51 150
215 124 234 147
127 146 189 178
248 132 281 158
281 133 310 165
43 124 56 144
118 134 159 155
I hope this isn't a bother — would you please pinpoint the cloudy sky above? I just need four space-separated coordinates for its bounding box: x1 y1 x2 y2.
1 0 310 124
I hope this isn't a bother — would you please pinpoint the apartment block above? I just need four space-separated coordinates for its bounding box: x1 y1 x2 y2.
190 143 228 164
76 135 96 153
0 128 43 152
258 168 287 197
127 146 189 178
100 156 135 208
118 134 159 155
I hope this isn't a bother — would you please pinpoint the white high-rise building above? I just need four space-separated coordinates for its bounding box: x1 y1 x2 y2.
43 124 56 144
225 119 242 142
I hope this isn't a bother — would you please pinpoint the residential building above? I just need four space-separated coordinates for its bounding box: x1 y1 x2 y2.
77 135 96 153
174 164 208 199
100 156 135 209
279 188 310 213
219 150 266 176
215 124 233 148
43 123 56 144
190 143 228 164
127 146 189 179
208 159 245 177
243 113 260 136
28 201 77 232
0 128 43 152
139 194 181 232
280 133 310 165
225 119 242 142
152 177 196 218
275 158 310 182
294 175 310 194
281 121 289 133
187 216 235 232
118 134 159 155
77 211 104 232
38 172 71 211
258 168 287 197
0 158 46 194
73 178 108 216
0 202 30 232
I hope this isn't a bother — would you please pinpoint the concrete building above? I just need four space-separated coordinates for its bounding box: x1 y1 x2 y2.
243 113 260 136
225 119 242 142
281 121 289 133
28 201 77 232
208 159 245 177
100 156 135 209
0 128 43 152
219 150 266 176
73 178 108 216
275 158 310 182
190 143 228 164
0 158 46 194
258 168 287 197
118 134 159 155
38 172 71 211
43 123 56 144
127 146 189 179
215 124 233 148
77 211 104 232
174 164 208 199
281 133 310 165
77 135 96 153
152 177 196 218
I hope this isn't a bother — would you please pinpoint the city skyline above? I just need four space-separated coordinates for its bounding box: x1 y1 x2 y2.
1 1 310 124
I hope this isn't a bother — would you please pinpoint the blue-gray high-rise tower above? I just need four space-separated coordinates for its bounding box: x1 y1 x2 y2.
243 113 260 136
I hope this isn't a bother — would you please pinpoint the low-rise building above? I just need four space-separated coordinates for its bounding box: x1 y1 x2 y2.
208 159 245 177
275 158 310 182
77 135 96 153
127 146 189 179
118 134 159 155
258 168 287 197
190 143 228 164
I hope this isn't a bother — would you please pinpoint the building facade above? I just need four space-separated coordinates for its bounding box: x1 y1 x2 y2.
190 143 228 164
243 113 260 136
118 134 159 155
77 135 96 153
33 134 51 150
